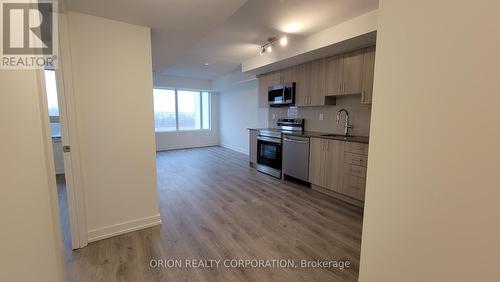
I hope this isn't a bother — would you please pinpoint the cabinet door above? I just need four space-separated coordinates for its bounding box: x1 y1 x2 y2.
296 63 310 106
326 55 343 96
249 130 258 164
258 74 271 107
325 140 345 193
342 49 364 95
342 174 366 201
281 66 297 84
361 46 376 104
270 72 282 85
308 59 327 106
309 138 327 187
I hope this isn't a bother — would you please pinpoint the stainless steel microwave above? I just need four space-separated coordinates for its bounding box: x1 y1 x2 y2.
268 82 295 107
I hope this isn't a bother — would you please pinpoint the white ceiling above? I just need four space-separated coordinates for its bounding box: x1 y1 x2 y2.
66 0 378 80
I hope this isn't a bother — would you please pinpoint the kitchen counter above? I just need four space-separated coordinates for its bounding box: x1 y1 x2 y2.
248 128 369 144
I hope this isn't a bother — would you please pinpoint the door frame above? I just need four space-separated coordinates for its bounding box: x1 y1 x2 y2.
51 13 88 249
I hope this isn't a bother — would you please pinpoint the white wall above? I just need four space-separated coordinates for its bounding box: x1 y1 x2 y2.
218 78 267 154
64 12 160 241
0 70 65 282
153 76 219 151
154 74 212 90
359 1 500 281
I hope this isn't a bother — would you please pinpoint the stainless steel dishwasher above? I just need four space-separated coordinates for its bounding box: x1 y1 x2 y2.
283 135 310 183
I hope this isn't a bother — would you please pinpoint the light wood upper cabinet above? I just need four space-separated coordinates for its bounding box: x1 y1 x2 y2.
258 45 376 107
342 49 364 95
281 66 297 83
296 62 310 106
308 59 327 106
258 73 271 107
361 46 376 104
326 55 343 96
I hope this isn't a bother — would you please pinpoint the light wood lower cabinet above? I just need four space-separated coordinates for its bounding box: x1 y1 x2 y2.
249 129 257 165
309 138 328 187
309 138 345 193
342 174 366 200
309 137 369 202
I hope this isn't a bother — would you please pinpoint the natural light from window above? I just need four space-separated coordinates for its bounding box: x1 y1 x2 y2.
153 88 210 132
44 70 61 137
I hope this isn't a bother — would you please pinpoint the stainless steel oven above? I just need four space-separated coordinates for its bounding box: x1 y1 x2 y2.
256 131 282 178
256 118 304 179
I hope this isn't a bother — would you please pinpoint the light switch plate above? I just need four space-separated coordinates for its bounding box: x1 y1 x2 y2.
272 113 276 119
319 113 324 121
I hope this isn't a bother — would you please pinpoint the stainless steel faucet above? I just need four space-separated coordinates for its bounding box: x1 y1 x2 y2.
336 108 352 136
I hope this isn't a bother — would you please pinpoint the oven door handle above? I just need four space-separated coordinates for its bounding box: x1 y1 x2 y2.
257 136 282 144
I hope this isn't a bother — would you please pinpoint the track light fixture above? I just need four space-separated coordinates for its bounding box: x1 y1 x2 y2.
259 35 288 55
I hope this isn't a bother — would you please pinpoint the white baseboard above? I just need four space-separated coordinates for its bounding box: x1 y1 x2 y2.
156 143 219 152
87 213 162 243
220 143 248 155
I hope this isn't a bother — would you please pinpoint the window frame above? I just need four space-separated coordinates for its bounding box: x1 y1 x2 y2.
153 87 211 133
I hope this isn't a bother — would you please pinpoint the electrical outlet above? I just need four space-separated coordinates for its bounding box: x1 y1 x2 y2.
319 113 324 121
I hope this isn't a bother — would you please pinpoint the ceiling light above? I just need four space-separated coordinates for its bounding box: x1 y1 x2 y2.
259 35 288 55
279 36 288 46
283 22 304 33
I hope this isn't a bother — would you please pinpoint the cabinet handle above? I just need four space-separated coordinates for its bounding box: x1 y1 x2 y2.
343 82 346 93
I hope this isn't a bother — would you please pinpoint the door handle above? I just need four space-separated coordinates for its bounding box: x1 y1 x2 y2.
284 138 309 144
63 145 71 153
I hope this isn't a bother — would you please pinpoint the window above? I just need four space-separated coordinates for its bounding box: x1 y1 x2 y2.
153 88 211 132
178 90 201 130
153 89 176 131
44 70 61 138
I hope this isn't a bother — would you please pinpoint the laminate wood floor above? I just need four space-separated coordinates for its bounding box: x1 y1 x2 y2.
61 146 364 282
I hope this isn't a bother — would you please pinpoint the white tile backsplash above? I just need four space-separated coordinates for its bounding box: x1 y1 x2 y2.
268 95 372 136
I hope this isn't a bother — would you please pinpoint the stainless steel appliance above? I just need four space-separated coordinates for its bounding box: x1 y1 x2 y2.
283 135 310 183
256 118 304 178
256 130 282 178
268 82 295 107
